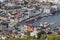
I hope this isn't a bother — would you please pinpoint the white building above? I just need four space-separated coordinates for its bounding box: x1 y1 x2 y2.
30 28 37 38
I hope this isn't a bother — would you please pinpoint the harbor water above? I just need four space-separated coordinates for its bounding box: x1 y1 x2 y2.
33 12 60 28
18 11 60 30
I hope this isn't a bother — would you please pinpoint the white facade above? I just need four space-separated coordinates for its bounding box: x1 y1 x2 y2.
30 28 37 37
43 8 50 13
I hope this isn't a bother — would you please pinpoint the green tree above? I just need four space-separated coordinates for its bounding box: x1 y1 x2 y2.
37 31 45 39
26 31 31 36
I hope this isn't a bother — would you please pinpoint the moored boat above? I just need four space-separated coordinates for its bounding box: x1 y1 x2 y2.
43 22 49 27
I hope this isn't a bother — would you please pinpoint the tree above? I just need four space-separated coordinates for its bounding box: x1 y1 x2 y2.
26 31 30 36
41 34 47 40
37 31 46 39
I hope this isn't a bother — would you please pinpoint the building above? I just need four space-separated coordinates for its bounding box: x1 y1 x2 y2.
37 0 60 4
25 0 35 2
24 24 34 32
30 28 37 37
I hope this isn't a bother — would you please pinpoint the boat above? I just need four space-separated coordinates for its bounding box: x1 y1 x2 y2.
35 15 41 19
40 23 43 27
25 19 34 23
43 22 49 27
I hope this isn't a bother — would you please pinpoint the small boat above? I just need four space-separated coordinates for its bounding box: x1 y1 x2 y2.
43 22 49 27
25 18 35 23
40 23 43 27
35 15 41 19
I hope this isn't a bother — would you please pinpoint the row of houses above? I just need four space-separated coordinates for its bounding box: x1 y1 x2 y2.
37 0 60 4
0 0 60 4
23 0 60 4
